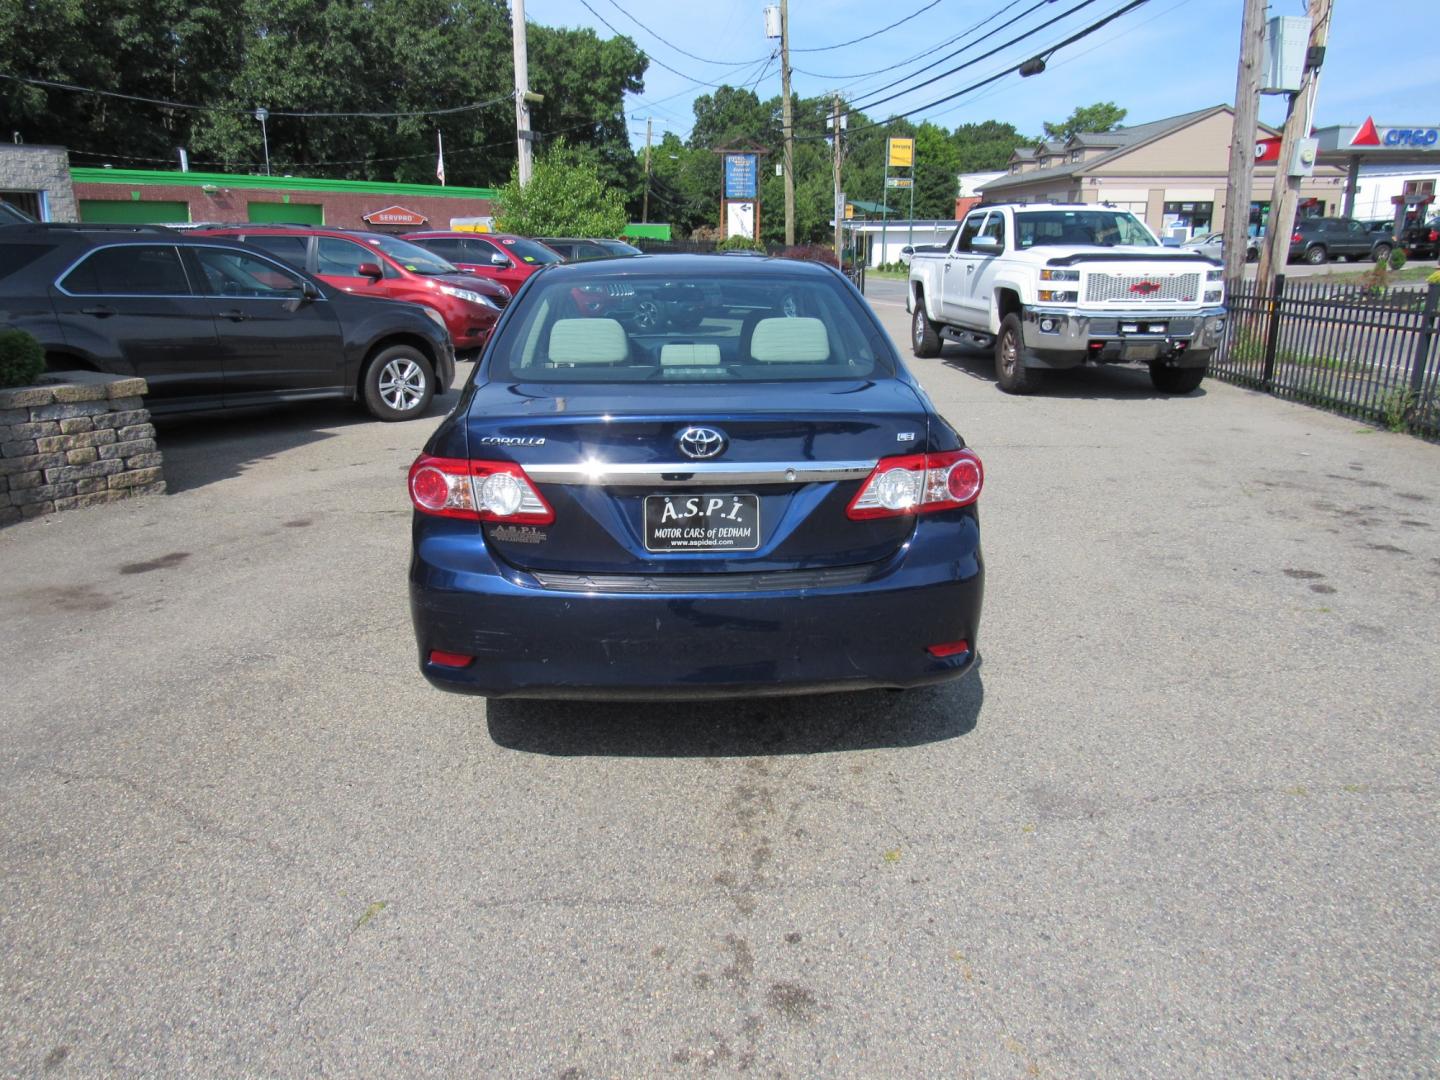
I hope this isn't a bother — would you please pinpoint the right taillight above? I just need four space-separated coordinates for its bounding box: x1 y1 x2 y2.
408 455 554 523
846 449 983 520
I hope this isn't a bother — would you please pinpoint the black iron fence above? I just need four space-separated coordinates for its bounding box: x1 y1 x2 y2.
1212 276 1440 440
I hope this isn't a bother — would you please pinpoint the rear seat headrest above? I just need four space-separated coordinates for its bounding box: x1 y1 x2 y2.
548 318 628 363
748 317 830 362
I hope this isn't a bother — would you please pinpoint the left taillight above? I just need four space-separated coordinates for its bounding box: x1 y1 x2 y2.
846 449 983 520
408 455 554 523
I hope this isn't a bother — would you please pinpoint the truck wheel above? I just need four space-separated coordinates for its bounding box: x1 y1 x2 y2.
1304 245 1328 265
995 313 1039 395
1149 363 1205 394
1372 244 1392 264
911 300 941 358
363 344 434 421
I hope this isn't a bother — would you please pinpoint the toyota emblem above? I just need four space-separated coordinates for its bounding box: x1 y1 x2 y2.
677 426 727 459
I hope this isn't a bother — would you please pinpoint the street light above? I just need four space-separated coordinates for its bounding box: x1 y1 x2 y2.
254 107 271 175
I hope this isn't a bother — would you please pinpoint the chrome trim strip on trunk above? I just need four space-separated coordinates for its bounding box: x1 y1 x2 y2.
522 460 878 486
530 564 879 594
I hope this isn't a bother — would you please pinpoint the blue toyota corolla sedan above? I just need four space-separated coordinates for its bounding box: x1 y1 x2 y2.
407 254 983 699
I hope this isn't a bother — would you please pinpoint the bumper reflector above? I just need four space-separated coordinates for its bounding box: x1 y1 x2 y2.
926 640 970 658
428 650 474 668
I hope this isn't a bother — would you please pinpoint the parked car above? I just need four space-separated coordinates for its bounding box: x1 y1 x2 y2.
1180 231 1259 262
404 231 562 294
1287 217 1395 265
537 237 642 261
407 254 984 699
0 224 454 421
194 225 508 360
1400 215 1439 260
908 203 1225 394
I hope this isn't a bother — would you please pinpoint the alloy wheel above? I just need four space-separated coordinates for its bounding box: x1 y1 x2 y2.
378 358 426 412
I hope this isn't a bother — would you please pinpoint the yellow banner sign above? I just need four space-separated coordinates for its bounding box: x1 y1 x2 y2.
887 137 914 168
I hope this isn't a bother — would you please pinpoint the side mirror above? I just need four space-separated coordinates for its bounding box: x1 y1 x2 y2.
356 262 383 280
301 280 321 302
971 235 1001 252
491 252 510 267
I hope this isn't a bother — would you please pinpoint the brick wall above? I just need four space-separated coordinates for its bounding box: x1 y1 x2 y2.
72 181 492 231
0 373 165 527
0 145 79 222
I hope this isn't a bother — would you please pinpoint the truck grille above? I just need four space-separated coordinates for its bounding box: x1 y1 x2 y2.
1085 272 1200 304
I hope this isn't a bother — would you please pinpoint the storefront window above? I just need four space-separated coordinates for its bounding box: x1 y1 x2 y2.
1161 201 1214 241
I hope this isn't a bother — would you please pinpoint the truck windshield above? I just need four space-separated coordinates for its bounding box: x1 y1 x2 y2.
1014 210 1157 249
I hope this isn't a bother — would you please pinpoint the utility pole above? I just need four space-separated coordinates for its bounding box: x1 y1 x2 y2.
1223 0 1266 288
780 0 795 246
642 117 653 224
1257 0 1333 289
831 95 844 263
512 0 533 186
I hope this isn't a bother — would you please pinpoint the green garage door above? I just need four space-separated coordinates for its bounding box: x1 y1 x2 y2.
79 199 191 224
248 201 323 225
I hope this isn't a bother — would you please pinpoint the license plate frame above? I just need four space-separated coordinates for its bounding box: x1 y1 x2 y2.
1122 342 1161 361
644 493 761 552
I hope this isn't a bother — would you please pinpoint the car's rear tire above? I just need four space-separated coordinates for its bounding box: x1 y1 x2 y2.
1372 244 1392 264
995 313 1039 395
1149 363 1205 394
363 345 434 421
911 298 941 358
1305 245 1328 265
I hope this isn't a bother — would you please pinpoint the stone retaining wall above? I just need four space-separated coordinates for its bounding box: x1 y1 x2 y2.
0 373 166 527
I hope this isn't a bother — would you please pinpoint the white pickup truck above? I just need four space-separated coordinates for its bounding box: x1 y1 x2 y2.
907 203 1227 394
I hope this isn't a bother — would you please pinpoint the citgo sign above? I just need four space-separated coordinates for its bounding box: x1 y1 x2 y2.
1350 117 1440 150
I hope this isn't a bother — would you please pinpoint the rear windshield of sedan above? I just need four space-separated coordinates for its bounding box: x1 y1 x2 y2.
487 269 893 382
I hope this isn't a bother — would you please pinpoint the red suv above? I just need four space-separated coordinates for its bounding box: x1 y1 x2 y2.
405 232 562 295
194 226 509 359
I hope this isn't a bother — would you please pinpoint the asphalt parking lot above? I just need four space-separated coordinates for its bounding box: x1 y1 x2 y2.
3 292 1438 1077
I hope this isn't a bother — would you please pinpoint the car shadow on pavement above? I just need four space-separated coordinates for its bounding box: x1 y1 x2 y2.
156 397 450 494
485 673 983 757
934 344 1208 401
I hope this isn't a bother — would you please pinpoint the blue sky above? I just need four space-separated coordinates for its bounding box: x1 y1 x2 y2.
522 0 1431 149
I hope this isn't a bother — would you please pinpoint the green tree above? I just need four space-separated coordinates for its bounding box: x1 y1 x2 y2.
912 121 960 219
1042 102 1127 142
951 120 1033 171
491 141 627 237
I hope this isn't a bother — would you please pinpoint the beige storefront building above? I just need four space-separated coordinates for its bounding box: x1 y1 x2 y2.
979 105 1348 241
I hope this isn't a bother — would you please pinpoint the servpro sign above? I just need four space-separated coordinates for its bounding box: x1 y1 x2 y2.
363 205 428 226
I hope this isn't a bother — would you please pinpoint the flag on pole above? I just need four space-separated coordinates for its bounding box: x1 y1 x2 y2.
436 131 446 186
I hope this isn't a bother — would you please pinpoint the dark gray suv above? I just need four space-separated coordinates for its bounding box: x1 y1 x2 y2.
1287 218 1396 265
0 224 455 421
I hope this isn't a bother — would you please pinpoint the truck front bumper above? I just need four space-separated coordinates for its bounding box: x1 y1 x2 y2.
1021 306 1227 369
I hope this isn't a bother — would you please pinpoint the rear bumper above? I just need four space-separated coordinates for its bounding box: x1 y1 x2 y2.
1021 305 1225 369
409 513 984 699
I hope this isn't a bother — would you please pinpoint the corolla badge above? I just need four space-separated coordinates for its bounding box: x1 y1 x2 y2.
677 426 727 459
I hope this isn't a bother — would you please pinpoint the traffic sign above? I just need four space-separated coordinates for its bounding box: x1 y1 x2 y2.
885 176 914 189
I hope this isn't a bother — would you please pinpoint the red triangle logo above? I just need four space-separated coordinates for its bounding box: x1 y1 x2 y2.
1350 117 1381 146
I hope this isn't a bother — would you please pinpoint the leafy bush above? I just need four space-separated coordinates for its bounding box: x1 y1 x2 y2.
1380 388 1416 433
1429 269 1440 286
716 234 765 253
777 244 838 268
1388 248 1407 270
0 328 45 389
491 141 627 239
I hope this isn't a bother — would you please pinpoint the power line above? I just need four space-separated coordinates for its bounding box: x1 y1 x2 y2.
0 71 517 120
796 0 1152 141
599 0 768 66
848 0 1099 113
575 0 770 89
790 0 947 53
791 0 1031 80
